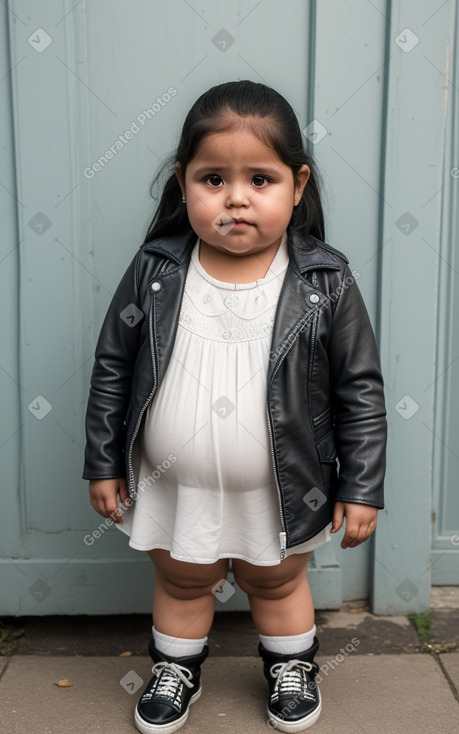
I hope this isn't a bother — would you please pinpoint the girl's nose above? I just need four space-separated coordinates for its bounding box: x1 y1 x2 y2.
226 185 250 208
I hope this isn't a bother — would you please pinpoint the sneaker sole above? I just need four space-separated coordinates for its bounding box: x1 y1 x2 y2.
134 687 201 734
267 690 322 732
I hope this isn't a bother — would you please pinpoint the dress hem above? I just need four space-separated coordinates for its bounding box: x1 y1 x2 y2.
116 525 331 566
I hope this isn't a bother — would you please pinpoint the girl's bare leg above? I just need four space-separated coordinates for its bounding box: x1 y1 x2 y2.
232 551 315 636
147 548 229 638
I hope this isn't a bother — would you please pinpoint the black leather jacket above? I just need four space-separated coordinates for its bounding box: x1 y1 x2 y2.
83 228 387 556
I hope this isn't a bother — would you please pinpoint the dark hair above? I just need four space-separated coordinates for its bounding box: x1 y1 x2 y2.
143 80 325 244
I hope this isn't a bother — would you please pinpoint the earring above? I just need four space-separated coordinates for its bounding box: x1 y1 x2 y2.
182 195 186 203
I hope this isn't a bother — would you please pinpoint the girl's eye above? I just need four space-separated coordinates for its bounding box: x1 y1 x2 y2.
205 174 223 187
252 175 269 187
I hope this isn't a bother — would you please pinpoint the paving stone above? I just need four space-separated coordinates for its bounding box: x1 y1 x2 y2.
0 654 458 734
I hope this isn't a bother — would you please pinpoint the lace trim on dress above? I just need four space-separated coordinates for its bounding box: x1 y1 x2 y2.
179 233 289 343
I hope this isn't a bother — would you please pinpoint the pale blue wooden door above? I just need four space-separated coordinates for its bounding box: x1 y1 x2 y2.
431 40 459 583
1 0 457 615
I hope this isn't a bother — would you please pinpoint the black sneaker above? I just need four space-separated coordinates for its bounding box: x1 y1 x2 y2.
258 638 321 732
134 641 208 734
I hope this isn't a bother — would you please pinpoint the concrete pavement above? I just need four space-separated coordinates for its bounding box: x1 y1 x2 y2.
1 653 458 734
0 588 458 734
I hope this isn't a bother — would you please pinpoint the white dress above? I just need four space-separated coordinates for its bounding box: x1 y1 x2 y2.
116 233 331 565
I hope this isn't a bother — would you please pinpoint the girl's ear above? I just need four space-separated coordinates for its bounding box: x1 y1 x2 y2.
293 165 310 206
175 162 185 198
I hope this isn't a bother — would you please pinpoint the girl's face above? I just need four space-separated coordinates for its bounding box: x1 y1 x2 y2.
176 121 310 258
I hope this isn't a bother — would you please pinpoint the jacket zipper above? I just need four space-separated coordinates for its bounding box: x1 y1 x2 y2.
267 303 318 560
127 289 158 497
266 405 287 559
308 312 318 392
308 272 319 425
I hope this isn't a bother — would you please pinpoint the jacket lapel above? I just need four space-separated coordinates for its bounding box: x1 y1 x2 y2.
267 232 343 385
267 263 328 385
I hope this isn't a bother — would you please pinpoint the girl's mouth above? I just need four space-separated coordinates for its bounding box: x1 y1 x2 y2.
213 213 253 235
231 219 252 230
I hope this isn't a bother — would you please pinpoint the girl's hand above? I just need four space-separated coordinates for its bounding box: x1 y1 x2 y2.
330 501 378 549
88 478 131 524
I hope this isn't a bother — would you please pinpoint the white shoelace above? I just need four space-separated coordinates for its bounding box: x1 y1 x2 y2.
270 660 316 697
149 661 194 700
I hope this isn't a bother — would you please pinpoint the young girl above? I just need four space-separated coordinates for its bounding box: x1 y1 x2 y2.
83 80 386 734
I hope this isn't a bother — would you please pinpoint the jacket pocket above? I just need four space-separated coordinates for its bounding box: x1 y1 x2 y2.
316 430 337 463
315 430 339 493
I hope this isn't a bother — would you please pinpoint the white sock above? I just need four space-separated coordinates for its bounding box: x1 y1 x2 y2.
259 625 316 655
152 625 208 657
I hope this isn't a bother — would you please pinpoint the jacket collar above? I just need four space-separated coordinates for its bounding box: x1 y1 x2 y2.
288 231 347 273
143 228 197 264
143 227 347 273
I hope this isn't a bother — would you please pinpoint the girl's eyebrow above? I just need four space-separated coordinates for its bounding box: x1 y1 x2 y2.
192 166 225 175
192 165 280 176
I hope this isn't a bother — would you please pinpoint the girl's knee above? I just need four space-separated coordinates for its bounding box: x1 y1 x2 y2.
232 554 312 598
160 576 213 601
150 550 229 600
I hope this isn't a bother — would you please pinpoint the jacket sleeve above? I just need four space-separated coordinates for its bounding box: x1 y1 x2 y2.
328 266 387 508
82 251 143 481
